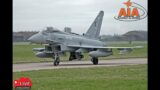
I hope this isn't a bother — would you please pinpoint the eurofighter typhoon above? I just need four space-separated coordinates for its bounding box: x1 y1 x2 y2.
28 11 142 66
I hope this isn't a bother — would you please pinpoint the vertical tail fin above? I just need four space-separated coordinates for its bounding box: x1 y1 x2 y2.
84 11 104 39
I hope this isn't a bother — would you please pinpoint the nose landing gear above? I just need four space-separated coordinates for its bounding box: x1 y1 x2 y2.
53 53 60 66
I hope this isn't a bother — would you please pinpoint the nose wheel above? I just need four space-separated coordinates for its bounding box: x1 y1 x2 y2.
53 53 60 66
54 57 60 66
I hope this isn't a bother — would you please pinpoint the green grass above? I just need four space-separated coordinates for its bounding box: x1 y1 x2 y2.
13 44 45 63
13 41 147 63
13 42 30 45
13 64 147 90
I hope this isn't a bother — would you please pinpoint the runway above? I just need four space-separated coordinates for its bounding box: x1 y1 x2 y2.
13 58 147 72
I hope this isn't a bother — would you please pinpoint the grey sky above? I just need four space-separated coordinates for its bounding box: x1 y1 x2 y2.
13 0 147 35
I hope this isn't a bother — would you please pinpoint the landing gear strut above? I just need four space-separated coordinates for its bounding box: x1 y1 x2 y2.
91 57 98 65
69 52 76 61
53 53 60 66
69 52 84 61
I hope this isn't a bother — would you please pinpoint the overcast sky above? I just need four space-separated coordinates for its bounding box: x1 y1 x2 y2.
13 0 147 35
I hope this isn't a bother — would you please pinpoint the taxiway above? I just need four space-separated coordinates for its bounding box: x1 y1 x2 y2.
13 58 147 72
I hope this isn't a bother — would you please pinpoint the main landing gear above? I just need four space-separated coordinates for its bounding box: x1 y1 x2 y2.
91 57 98 65
69 52 84 61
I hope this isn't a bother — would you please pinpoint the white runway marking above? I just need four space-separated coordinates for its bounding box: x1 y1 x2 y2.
13 58 147 72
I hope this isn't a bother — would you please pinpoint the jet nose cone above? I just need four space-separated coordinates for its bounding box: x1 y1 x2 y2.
28 32 47 44
27 36 33 41
28 33 44 44
27 35 36 43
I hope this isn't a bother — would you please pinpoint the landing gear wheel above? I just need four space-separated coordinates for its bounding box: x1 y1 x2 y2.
53 53 60 66
53 57 60 66
91 57 98 65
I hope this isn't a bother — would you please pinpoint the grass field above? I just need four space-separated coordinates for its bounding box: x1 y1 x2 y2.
13 41 147 63
13 64 147 90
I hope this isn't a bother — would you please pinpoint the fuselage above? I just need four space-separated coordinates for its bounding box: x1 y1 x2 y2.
51 33 104 46
28 30 106 47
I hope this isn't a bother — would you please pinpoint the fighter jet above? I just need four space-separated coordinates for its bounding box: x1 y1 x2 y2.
28 11 143 66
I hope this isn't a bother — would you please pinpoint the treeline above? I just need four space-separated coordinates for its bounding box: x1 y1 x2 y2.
13 31 38 42
100 30 147 41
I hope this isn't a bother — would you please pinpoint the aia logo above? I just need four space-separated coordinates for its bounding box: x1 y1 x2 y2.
114 0 147 21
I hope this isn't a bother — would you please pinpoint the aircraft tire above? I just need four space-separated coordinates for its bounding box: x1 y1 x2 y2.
92 57 98 65
53 57 60 66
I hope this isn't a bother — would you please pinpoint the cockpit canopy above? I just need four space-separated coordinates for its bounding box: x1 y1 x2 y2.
40 27 67 35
